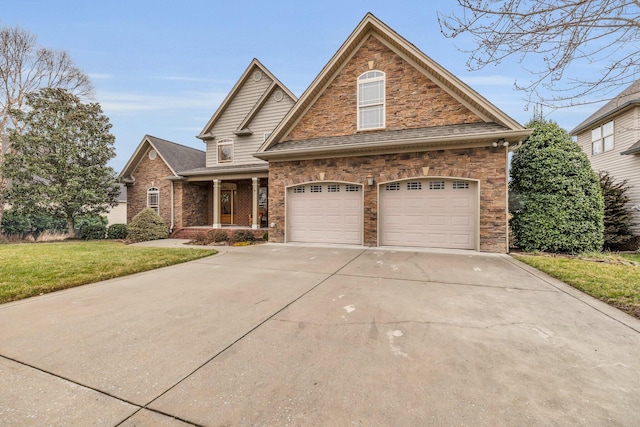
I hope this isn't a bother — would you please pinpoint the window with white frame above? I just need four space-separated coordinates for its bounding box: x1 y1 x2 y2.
147 187 159 214
358 70 385 130
217 139 234 163
591 120 614 155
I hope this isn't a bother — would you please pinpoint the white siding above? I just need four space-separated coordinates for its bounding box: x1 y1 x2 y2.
205 74 294 167
577 107 640 233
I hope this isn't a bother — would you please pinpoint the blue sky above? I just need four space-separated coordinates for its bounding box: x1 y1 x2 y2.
3 0 604 171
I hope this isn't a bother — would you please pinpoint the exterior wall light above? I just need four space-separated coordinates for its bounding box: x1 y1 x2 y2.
367 174 374 186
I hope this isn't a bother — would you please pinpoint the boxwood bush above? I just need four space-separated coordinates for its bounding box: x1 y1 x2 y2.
107 223 128 240
126 208 168 242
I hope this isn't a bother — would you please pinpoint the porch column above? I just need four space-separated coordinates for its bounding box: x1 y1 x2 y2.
212 179 221 228
251 177 260 229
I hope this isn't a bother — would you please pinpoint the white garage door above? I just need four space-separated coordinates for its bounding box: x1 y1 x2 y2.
287 182 363 244
380 179 477 249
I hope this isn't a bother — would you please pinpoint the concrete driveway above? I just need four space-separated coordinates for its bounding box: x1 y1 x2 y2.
1 244 639 426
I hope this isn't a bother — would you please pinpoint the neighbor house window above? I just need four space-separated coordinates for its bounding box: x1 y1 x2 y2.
591 120 614 155
217 139 234 163
358 70 385 130
147 187 159 214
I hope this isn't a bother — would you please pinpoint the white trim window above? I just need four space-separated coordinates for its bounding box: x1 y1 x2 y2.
217 139 234 163
357 70 385 130
147 187 159 214
591 120 614 155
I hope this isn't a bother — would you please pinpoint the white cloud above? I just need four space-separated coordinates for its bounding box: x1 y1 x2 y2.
95 90 225 114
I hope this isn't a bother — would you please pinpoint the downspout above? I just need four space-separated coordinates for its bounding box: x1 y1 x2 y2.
170 180 175 233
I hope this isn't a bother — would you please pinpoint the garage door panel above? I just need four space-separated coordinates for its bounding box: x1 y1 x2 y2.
287 183 363 245
380 179 477 249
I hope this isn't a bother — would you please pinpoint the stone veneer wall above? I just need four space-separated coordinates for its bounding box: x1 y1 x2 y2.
126 150 173 226
286 35 483 141
180 183 210 227
268 147 508 253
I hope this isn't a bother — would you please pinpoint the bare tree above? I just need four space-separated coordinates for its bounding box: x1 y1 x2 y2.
438 0 640 106
0 24 93 226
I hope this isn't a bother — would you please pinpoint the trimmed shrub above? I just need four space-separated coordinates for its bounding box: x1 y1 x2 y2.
230 230 255 243
262 231 268 241
127 208 168 242
80 223 107 240
107 223 128 240
510 119 604 253
210 230 229 243
599 172 638 251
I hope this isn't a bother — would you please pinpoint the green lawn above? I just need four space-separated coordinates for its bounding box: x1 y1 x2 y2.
513 253 640 319
0 241 216 304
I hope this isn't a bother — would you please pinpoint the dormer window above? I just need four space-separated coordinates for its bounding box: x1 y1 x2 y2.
217 139 234 163
357 70 385 130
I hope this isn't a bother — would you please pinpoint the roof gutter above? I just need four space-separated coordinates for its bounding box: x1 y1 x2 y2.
254 129 532 161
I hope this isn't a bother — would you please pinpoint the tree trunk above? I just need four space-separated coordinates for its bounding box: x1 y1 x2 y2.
66 216 75 237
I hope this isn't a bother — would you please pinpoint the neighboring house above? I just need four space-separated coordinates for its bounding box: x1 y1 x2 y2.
570 79 640 234
255 13 531 252
119 59 297 230
105 183 127 225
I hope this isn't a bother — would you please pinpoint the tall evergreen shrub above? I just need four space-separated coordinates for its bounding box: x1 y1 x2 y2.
510 119 604 253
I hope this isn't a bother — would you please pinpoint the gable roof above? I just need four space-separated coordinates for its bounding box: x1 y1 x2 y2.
197 58 297 140
256 13 527 157
119 135 206 182
570 79 640 135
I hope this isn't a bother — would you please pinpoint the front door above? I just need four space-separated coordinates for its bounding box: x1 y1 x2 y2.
221 190 235 224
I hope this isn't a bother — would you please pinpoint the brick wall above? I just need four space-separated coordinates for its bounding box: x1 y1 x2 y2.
286 35 482 141
268 147 508 253
126 149 173 226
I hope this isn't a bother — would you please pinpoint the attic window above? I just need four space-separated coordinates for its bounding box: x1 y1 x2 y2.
217 139 234 163
273 90 284 102
148 149 157 160
253 70 263 81
357 70 385 130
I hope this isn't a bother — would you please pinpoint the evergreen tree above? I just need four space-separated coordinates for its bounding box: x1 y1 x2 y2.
1 88 119 235
510 119 604 253
599 171 637 250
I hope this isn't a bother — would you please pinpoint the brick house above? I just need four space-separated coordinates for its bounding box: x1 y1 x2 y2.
255 13 531 252
120 14 530 252
119 135 207 228
119 59 296 231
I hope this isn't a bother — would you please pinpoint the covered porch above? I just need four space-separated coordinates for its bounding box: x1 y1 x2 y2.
171 165 269 231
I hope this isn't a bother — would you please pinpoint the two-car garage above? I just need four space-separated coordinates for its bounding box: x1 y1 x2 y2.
286 179 478 250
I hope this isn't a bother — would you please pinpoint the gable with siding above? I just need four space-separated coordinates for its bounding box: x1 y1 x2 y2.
197 59 296 168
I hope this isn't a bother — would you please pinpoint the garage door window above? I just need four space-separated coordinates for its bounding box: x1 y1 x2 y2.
407 182 422 190
385 183 400 191
310 185 322 193
346 184 360 192
293 186 305 193
429 181 445 190
453 181 470 189
328 184 340 192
